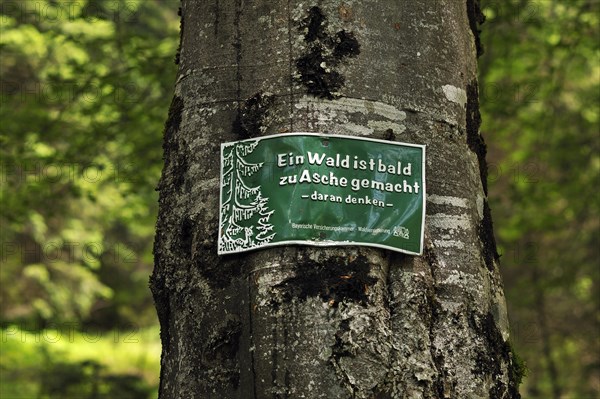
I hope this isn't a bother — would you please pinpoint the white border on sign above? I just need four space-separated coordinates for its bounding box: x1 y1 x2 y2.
217 132 426 256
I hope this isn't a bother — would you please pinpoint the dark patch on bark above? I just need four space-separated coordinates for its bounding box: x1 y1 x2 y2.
423 244 439 271
296 48 345 100
203 314 242 389
466 0 485 57
383 128 396 141
179 217 193 257
157 95 187 192
332 319 353 357
149 269 170 350
175 6 184 65
470 312 522 399
232 92 275 138
303 6 328 42
296 6 360 99
466 80 488 195
333 30 361 58
173 155 187 191
479 200 500 271
149 244 171 397
274 254 376 306
165 95 184 140
196 241 242 290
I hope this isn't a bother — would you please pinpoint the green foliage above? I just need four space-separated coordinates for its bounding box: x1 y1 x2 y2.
0 325 160 398
0 0 179 325
480 0 599 397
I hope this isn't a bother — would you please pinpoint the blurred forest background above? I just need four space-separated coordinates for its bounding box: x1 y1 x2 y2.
0 0 597 398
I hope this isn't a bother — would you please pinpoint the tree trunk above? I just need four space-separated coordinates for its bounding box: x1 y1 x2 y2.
151 0 521 398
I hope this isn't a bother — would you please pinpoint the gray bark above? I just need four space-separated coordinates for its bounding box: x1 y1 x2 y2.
151 0 521 398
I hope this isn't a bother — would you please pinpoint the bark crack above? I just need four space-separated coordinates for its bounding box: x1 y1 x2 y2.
247 276 258 399
287 0 294 132
424 243 447 398
214 0 220 36
234 0 242 123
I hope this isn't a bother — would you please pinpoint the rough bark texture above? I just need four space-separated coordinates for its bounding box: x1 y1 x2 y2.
151 0 521 398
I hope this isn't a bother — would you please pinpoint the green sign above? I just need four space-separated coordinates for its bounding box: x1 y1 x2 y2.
218 133 425 255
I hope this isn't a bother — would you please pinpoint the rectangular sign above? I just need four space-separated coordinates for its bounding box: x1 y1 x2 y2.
218 133 425 255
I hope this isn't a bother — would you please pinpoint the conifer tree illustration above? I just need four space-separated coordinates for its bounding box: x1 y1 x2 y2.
219 140 275 253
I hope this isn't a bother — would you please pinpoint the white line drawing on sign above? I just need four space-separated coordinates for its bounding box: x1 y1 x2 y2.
219 140 276 253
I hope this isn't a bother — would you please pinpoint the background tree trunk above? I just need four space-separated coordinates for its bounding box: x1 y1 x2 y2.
151 0 521 397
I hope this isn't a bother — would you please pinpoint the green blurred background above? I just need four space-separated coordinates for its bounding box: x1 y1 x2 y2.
0 1 597 398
